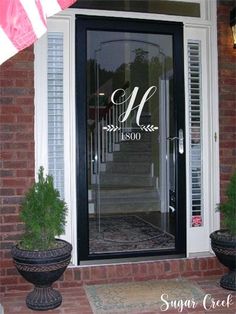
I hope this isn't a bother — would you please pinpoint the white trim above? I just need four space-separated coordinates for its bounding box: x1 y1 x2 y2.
34 15 77 264
34 35 48 176
208 0 220 235
184 1 219 254
185 27 211 253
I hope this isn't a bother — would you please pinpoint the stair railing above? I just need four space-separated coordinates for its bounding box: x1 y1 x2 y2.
89 84 133 184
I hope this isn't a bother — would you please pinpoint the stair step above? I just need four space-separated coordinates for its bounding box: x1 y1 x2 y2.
105 162 151 174
92 188 159 199
119 141 152 152
99 196 159 204
92 187 158 197
90 187 160 213
113 152 152 162
93 201 160 213
99 174 155 187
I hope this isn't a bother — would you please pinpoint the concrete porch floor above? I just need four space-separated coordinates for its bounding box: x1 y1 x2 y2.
1 276 235 314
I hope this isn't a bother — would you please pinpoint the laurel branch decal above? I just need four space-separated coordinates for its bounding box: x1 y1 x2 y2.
103 125 158 132
103 125 121 132
140 125 159 132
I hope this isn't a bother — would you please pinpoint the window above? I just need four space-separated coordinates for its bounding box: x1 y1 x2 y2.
47 33 65 197
187 41 203 228
72 0 201 17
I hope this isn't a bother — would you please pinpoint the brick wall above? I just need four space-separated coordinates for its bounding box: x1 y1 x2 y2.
1 2 235 293
0 47 35 293
218 0 236 200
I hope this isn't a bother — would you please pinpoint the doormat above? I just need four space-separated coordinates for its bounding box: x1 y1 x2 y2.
85 279 206 314
89 215 174 253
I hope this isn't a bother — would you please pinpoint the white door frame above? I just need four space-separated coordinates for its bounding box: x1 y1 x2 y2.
35 0 219 264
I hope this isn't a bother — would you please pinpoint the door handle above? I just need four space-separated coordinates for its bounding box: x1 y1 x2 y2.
167 129 184 154
178 129 184 154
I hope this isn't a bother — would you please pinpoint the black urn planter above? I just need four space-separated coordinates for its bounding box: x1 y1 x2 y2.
11 239 72 311
210 230 236 291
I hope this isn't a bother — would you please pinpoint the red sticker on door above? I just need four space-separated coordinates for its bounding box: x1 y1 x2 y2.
192 215 202 227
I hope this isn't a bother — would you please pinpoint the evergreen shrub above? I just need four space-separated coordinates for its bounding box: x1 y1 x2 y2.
20 167 68 250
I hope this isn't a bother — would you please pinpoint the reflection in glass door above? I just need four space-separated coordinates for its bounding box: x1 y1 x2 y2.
76 17 186 260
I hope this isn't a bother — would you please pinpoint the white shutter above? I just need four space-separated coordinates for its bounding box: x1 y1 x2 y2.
47 33 64 197
188 41 202 227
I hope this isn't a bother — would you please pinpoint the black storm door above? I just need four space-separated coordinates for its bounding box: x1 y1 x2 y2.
76 16 186 262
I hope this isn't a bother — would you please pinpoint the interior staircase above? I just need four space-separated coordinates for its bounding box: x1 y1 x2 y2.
91 115 160 214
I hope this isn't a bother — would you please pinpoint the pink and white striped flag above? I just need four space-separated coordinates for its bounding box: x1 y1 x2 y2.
0 0 76 65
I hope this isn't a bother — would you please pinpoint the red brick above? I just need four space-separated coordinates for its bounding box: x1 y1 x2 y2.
81 268 91 281
203 269 224 277
2 178 28 187
3 215 21 223
139 263 147 274
164 261 171 272
6 268 18 276
186 259 193 271
179 259 186 272
115 264 124 277
199 258 208 270
0 152 16 160
0 188 16 196
5 284 31 292
182 271 202 278
3 197 23 205
1 207 17 214
147 262 156 275
0 276 18 285
64 269 73 281
74 269 81 281
106 265 116 278
0 221 16 232
155 261 164 275
59 281 81 289
170 260 180 273
122 264 132 277
15 80 34 87
1 105 23 114
132 263 140 275
90 267 100 280
15 97 33 105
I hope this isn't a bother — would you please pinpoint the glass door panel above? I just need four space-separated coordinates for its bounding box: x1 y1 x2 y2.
76 16 186 260
88 31 175 254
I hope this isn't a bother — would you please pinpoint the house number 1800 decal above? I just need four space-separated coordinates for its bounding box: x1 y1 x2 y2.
103 86 159 141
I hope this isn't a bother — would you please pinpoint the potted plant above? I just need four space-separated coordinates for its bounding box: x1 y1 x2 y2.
210 171 236 291
11 167 72 310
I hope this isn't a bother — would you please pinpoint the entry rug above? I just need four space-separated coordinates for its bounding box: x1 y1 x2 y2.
89 215 174 253
85 279 205 314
